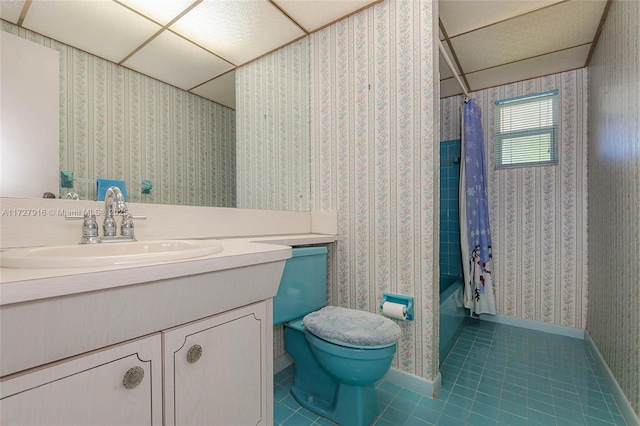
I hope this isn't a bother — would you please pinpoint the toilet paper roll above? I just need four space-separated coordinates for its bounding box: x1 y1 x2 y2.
382 301 407 320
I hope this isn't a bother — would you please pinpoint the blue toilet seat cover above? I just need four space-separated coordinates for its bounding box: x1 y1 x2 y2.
303 306 402 348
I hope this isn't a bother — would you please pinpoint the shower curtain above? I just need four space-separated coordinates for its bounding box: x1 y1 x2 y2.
459 99 496 316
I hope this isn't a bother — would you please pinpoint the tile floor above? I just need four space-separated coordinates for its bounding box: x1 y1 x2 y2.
274 320 628 425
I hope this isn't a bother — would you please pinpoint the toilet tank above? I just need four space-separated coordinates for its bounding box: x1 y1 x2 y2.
273 246 328 325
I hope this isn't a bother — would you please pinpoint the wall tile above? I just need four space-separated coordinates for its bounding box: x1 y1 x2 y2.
439 138 462 286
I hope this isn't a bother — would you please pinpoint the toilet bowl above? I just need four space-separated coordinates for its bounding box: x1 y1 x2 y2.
305 321 398 386
273 247 401 426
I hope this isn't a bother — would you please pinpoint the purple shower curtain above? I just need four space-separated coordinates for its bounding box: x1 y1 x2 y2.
459 99 496 315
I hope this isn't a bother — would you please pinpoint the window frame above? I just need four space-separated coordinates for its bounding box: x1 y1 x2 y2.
494 89 559 169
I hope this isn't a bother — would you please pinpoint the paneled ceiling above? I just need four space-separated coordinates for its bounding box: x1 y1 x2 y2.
439 0 610 98
0 0 380 109
1 0 610 106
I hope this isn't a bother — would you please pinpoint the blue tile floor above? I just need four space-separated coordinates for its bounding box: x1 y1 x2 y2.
274 320 628 425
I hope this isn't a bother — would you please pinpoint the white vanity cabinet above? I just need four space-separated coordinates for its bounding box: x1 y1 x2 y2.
163 301 273 426
0 334 162 426
0 237 300 425
0 301 274 426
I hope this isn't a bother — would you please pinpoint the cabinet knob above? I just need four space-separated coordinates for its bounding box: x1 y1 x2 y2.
187 344 202 363
123 366 145 389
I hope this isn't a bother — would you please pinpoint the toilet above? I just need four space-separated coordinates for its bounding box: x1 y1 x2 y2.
273 247 401 426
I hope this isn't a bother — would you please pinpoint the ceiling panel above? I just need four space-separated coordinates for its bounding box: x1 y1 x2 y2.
6 0 389 108
0 0 24 24
439 43 458 80
439 54 454 80
439 0 563 37
123 30 234 91
450 0 606 73
191 71 236 110
116 0 198 25
23 0 161 64
3 0 610 105
273 0 379 32
465 44 591 92
440 77 465 99
170 0 306 66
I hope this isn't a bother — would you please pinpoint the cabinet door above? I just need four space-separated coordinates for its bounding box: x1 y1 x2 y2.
164 301 273 426
0 334 162 426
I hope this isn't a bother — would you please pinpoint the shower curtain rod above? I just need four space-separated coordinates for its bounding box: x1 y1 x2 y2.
439 40 470 100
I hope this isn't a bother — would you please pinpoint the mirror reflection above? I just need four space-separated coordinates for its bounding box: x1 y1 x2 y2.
1 18 237 207
0 0 380 207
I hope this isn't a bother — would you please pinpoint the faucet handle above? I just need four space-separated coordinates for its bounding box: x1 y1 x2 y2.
120 213 135 238
81 212 101 244
103 214 117 237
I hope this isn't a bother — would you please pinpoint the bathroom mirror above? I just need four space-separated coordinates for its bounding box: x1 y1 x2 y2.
0 0 380 208
0 22 241 207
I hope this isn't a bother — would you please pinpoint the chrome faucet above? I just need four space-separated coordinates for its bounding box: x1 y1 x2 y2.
65 185 146 244
103 186 128 237
101 186 147 242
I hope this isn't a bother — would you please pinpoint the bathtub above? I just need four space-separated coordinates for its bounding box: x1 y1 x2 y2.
439 275 466 365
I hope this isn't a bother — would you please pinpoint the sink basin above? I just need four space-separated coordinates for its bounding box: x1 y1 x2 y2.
0 240 224 269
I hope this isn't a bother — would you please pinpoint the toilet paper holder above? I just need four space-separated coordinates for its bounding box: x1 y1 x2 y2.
380 293 414 321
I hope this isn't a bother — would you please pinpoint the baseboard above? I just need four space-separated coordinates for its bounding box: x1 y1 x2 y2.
383 367 442 399
584 333 640 426
478 313 585 339
274 354 293 374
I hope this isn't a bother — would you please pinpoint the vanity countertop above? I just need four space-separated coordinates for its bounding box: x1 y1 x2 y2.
231 233 337 246
0 233 336 306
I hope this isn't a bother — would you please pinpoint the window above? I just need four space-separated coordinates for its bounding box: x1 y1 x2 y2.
494 90 558 169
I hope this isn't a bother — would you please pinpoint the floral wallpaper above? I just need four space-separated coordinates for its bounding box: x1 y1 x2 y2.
1 20 236 207
308 0 440 381
237 0 441 381
236 39 310 212
235 38 311 360
440 69 589 329
586 0 640 417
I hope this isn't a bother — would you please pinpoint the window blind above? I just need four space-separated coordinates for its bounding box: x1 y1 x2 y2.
494 90 559 169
